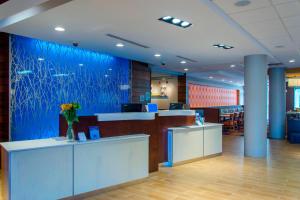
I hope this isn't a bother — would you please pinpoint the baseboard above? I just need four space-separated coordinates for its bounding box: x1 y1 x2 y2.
161 153 222 167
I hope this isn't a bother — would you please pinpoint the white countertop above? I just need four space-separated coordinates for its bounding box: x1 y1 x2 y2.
158 110 195 117
168 123 222 131
95 112 155 121
75 134 149 145
0 134 149 152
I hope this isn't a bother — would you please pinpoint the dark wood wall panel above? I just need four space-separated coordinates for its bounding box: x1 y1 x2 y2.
131 61 151 104
178 74 187 104
0 33 9 169
0 33 9 143
200 108 220 123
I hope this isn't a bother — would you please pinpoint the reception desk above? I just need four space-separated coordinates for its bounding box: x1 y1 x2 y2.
59 110 196 172
156 110 196 163
1 134 149 200
167 123 222 166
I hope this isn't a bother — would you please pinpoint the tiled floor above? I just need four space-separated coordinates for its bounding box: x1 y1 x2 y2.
1 136 300 200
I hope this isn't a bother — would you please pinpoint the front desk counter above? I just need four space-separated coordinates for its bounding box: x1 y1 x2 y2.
156 110 196 163
1 134 149 200
60 110 196 172
167 123 222 166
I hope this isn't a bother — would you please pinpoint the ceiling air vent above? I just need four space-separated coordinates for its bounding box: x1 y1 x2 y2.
176 56 197 63
106 34 150 49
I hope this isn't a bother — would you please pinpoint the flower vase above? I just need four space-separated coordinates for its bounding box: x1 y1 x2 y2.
66 123 75 142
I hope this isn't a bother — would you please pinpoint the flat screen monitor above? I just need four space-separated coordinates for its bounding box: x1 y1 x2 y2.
121 103 143 112
147 103 158 113
169 103 184 110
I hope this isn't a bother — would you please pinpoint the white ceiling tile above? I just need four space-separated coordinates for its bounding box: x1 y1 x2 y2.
283 15 300 29
275 1 300 18
271 0 297 5
230 7 278 25
213 0 271 14
287 26 300 44
242 20 287 39
260 35 294 49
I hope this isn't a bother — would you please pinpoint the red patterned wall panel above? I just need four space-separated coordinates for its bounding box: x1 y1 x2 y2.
189 83 238 108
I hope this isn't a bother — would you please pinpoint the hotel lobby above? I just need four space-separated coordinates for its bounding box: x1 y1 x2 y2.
1 0 300 199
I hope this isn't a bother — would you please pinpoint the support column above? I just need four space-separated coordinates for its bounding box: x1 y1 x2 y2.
244 54 268 157
269 67 286 139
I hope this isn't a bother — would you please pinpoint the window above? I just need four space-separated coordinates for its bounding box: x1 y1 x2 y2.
294 88 300 109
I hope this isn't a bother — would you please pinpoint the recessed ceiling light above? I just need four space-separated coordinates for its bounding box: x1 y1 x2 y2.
234 0 251 7
78 63 84 66
209 76 213 79
172 18 181 24
184 68 189 71
213 43 234 50
180 60 187 64
224 46 233 49
109 68 112 71
229 80 233 83
154 54 161 57
181 21 190 27
230 64 236 68
162 16 172 20
105 74 109 78
54 26 65 32
116 43 124 47
38 58 44 61
159 16 192 29
289 59 296 63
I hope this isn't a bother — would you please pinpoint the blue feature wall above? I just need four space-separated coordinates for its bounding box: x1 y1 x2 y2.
10 35 131 141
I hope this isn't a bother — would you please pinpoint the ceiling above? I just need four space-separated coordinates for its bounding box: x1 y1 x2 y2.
1 0 300 87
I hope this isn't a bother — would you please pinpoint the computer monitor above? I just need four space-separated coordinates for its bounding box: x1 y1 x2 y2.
147 103 158 112
169 103 184 110
121 103 143 112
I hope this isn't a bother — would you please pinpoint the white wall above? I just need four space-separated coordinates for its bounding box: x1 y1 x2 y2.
151 77 178 109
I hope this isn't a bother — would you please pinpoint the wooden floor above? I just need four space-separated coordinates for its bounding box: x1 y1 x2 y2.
1 136 300 200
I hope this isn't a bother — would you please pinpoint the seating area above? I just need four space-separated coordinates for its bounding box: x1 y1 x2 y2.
194 105 244 135
220 111 244 134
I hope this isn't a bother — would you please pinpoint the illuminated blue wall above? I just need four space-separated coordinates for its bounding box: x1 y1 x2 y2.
10 35 130 141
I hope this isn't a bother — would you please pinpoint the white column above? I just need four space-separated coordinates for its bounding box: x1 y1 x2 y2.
269 67 286 139
244 54 268 157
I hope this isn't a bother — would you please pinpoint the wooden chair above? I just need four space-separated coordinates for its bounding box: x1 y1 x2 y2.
233 112 240 129
223 113 235 132
238 112 244 130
